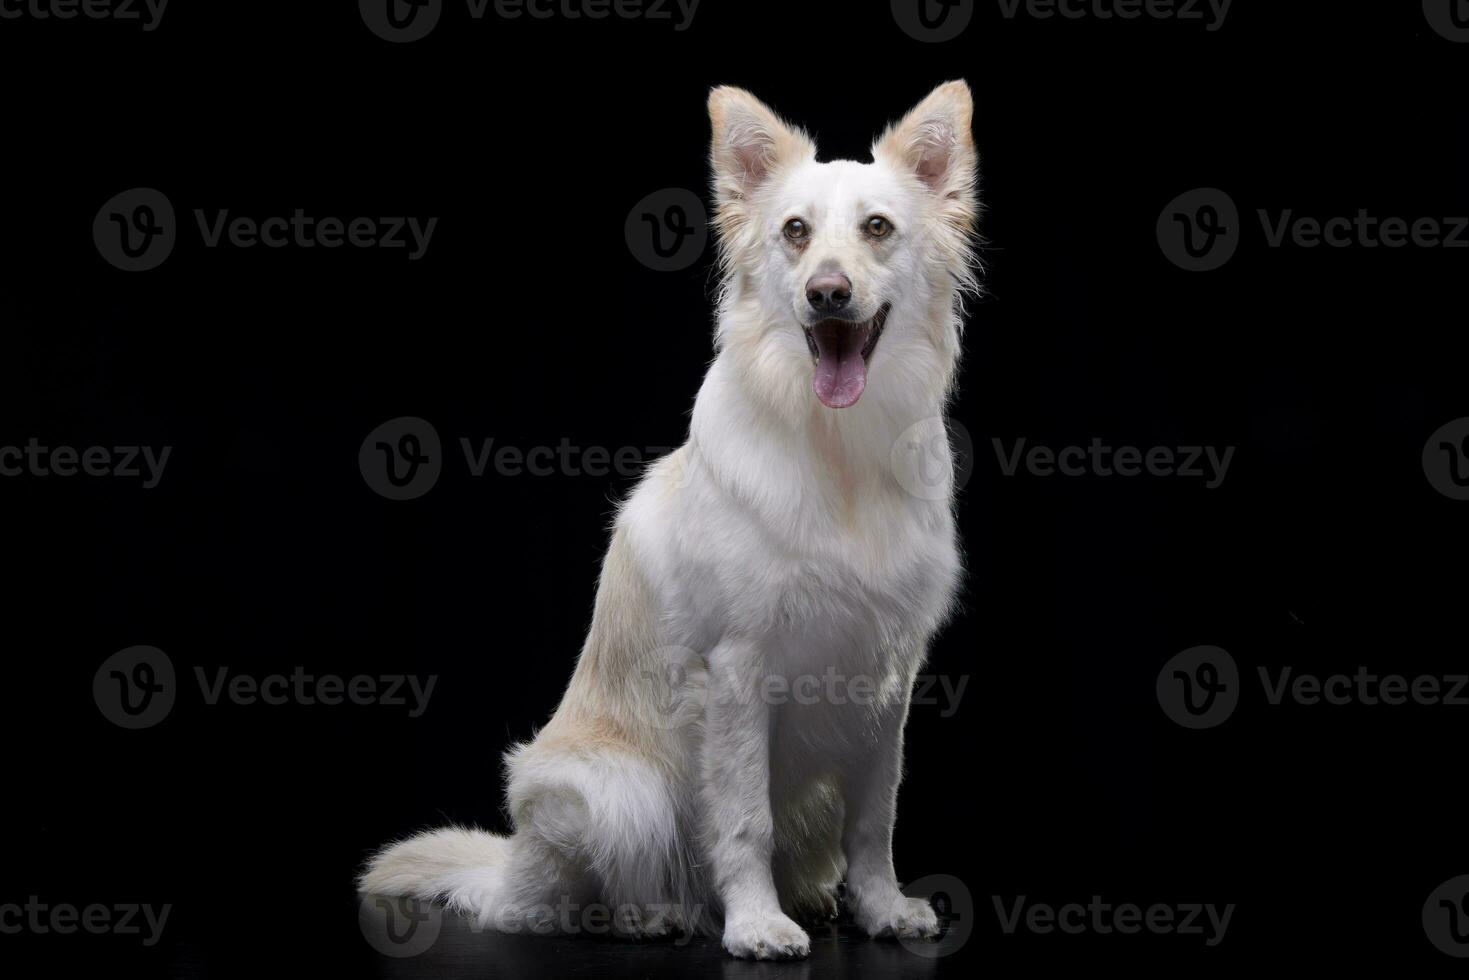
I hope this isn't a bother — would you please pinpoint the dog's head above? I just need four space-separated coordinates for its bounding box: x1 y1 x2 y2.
708 81 978 416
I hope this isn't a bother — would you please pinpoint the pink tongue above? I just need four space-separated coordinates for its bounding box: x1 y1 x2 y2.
812 327 867 409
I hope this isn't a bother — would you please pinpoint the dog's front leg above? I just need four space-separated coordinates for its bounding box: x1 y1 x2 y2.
702 644 810 960
841 686 941 940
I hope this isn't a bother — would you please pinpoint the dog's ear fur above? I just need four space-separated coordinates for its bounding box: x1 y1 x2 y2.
873 80 977 221
873 80 980 299
708 87 815 244
708 87 814 198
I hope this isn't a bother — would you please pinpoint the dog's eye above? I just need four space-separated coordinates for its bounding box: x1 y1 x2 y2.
865 216 893 239
782 218 808 242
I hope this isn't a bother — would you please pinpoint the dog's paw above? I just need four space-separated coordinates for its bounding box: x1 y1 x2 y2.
857 895 940 940
790 887 839 926
636 914 676 940
610 904 679 940
722 912 811 960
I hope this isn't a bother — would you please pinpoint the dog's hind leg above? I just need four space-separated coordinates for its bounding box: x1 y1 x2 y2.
773 781 846 927
507 734 710 939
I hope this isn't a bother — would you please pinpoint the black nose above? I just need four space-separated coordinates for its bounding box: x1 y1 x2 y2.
806 273 852 314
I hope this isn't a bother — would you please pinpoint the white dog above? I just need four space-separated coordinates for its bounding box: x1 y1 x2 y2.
360 80 979 960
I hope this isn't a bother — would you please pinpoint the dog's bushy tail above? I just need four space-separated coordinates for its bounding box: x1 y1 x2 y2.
359 826 515 920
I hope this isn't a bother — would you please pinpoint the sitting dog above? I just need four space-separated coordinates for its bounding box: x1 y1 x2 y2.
361 80 979 960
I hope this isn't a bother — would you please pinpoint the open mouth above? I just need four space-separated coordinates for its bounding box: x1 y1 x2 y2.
803 303 890 409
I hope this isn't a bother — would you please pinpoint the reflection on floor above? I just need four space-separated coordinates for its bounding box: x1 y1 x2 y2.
359 897 969 980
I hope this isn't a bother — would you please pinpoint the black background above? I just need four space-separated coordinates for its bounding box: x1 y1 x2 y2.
2 0 1466 974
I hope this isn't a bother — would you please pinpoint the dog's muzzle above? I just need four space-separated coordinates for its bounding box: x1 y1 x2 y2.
803 303 890 409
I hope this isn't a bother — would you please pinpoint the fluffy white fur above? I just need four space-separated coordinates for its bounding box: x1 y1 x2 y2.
360 81 979 960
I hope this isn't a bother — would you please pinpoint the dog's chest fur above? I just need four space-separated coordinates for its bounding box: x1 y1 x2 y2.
638 415 960 707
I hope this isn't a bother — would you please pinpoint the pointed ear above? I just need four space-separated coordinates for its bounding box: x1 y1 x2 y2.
873 80 976 205
708 86 815 206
